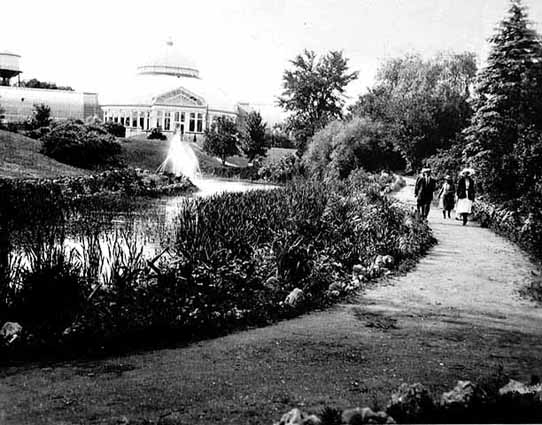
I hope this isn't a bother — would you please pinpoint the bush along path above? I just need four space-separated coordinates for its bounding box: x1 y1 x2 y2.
1 178 542 424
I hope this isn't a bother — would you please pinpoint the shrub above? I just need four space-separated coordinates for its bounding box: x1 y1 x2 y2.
23 126 51 140
147 127 167 140
424 140 465 181
258 154 304 183
304 118 405 179
31 103 52 129
103 121 126 138
11 254 89 338
1 173 434 356
41 120 122 169
266 130 295 148
473 197 542 260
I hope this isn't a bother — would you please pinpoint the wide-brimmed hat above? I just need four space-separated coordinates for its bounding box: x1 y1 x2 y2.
460 167 475 176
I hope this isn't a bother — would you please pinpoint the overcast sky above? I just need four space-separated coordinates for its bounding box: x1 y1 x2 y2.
2 0 542 122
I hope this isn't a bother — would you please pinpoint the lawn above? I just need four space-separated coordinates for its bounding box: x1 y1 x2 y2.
120 135 296 173
0 130 296 180
0 130 87 179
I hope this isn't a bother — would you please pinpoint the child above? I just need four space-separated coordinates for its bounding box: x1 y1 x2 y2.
438 175 455 219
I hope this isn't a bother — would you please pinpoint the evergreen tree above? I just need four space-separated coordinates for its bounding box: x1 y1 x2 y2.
32 103 51 128
463 0 542 199
203 116 239 165
240 111 268 163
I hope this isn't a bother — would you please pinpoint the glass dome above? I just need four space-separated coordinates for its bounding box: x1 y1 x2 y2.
137 40 199 79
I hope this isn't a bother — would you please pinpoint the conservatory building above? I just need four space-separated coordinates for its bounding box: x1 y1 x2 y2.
100 40 243 140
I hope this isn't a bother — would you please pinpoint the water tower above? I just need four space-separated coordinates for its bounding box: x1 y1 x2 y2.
0 52 21 86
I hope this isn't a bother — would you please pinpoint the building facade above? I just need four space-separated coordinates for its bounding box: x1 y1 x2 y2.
0 85 100 122
100 40 242 140
0 50 100 123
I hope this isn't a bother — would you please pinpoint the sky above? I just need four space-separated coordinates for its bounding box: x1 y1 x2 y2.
2 0 542 123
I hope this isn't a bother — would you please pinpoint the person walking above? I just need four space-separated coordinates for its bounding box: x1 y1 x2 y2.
456 168 475 226
414 167 437 219
438 175 455 219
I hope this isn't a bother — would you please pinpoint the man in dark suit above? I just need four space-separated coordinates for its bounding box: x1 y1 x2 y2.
415 167 437 218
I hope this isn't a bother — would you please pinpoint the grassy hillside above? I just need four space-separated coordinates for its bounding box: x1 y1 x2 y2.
120 135 296 173
119 137 224 172
0 131 296 180
0 130 87 179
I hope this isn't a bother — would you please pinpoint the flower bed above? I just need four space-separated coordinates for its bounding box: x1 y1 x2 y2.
472 197 542 260
0 171 434 360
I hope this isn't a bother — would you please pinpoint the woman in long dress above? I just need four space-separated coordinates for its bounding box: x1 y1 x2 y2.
456 168 475 226
437 175 455 219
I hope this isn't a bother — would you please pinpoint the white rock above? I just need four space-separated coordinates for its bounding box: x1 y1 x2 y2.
499 379 542 399
1 322 22 344
275 408 321 425
285 288 304 307
382 255 395 267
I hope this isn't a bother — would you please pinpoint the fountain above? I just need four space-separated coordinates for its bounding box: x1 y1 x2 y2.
157 128 201 183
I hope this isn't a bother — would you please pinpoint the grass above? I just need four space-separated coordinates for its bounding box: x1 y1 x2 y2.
0 130 295 180
120 135 296 174
0 129 87 179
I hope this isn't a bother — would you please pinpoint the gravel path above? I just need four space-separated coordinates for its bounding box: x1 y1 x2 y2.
1 179 541 425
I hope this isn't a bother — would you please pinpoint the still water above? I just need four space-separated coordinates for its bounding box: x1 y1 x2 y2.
8 178 276 283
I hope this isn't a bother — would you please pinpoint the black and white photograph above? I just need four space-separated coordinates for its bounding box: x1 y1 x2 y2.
1 0 542 423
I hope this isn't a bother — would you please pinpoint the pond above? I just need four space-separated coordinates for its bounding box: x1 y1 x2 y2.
4 178 277 285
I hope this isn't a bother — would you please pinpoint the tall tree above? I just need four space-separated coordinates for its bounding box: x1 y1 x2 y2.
240 111 268 163
463 0 542 199
350 52 477 170
203 116 239 165
278 50 358 152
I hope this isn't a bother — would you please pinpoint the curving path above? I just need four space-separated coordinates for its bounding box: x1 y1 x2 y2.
1 179 542 424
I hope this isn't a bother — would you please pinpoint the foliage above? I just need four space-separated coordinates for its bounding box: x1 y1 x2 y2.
350 52 476 170
0 104 52 138
11 254 88 338
103 121 126 138
41 120 122 169
0 173 433 357
31 103 51 129
147 127 167 140
319 407 342 425
240 111 268 162
459 0 542 261
463 0 542 201
424 139 466 181
266 128 295 149
304 118 405 179
473 197 542 260
203 116 239 165
278 50 358 152
258 154 304 183
19 78 74 91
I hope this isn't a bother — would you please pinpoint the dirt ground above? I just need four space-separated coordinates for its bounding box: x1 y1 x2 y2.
1 179 542 424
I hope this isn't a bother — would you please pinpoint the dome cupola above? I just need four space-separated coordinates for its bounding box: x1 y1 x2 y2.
137 39 199 79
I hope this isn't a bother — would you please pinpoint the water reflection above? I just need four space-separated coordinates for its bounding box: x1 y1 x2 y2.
5 178 277 285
